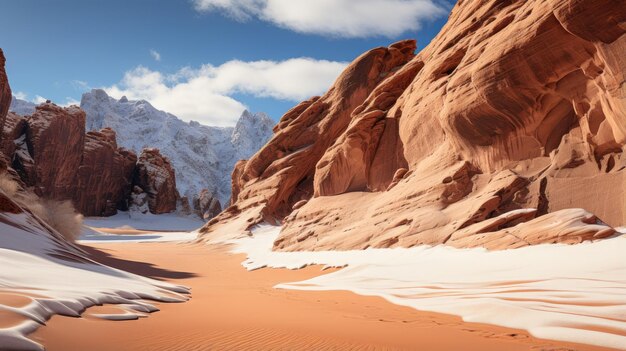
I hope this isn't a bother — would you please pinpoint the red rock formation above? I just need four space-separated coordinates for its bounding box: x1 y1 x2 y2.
74 128 137 216
202 0 626 251
194 189 222 220
0 49 11 142
20 103 85 199
226 39 417 221
133 148 178 214
0 51 179 217
3 104 140 217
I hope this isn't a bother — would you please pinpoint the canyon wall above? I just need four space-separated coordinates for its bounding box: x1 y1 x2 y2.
202 0 626 250
2 102 179 216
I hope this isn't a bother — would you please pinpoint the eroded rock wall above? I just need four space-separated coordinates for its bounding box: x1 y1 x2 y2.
202 0 625 251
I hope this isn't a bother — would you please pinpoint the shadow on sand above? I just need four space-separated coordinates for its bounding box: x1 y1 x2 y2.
79 244 199 281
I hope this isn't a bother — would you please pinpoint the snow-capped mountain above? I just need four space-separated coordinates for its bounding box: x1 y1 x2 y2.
80 89 274 205
9 96 37 115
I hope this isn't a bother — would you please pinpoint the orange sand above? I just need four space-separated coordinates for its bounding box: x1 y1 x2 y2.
28 242 617 351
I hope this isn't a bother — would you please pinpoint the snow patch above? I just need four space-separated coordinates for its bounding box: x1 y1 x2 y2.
9 96 37 116
228 225 626 350
83 211 203 232
0 211 190 351
80 89 274 204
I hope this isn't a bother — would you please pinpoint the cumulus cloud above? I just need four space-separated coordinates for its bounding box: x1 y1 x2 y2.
150 49 161 62
13 91 78 107
62 97 81 107
104 57 347 126
192 0 447 37
13 91 28 100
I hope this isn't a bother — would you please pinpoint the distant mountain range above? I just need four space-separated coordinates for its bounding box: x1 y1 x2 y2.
10 90 274 205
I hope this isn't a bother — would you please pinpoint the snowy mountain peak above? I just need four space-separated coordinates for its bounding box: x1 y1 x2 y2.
232 110 274 159
9 96 37 115
79 89 274 205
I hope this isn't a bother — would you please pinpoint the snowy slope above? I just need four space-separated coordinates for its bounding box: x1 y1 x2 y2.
80 89 274 205
9 96 37 115
0 197 188 350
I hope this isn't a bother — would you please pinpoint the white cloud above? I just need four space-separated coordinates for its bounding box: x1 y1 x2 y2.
150 49 161 62
62 97 81 107
192 0 447 38
104 58 346 126
14 91 28 100
33 95 47 104
13 92 79 108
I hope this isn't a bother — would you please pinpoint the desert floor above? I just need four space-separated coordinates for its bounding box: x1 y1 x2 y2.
27 233 617 351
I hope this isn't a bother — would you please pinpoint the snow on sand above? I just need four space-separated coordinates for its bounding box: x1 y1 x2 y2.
228 225 626 350
0 212 191 351
81 212 203 243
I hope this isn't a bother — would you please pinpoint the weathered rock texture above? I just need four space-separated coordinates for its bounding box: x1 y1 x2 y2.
194 189 222 220
20 104 86 199
133 148 178 214
75 128 137 216
0 49 10 143
202 0 626 251
1 101 178 216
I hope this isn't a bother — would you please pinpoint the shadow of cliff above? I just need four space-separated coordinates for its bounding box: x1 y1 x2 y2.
79 245 198 281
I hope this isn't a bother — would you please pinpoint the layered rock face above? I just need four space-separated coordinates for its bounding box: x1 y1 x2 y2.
202 0 626 251
0 49 10 141
75 128 137 216
133 148 178 214
2 101 178 216
6 103 138 216
19 104 86 199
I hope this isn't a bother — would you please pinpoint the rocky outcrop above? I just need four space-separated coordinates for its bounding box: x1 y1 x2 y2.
80 89 274 205
74 128 137 216
1 102 179 217
18 103 86 199
227 39 417 220
193 189 222 220
202 0 626 251
0 49 11 142
133 148 178 214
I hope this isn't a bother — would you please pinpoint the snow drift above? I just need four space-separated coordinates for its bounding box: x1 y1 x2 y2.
0 193 189 351
227 223 626 350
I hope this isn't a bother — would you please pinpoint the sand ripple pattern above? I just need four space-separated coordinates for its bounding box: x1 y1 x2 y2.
233 226 626 350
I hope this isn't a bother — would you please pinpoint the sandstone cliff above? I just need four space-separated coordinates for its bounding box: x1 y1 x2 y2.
2 102 178 216
0 49 10 143
20 104 86 199
75 128 137 216
202 0 626 250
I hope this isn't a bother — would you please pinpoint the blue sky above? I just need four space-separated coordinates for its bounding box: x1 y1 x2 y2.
1 0 451 126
